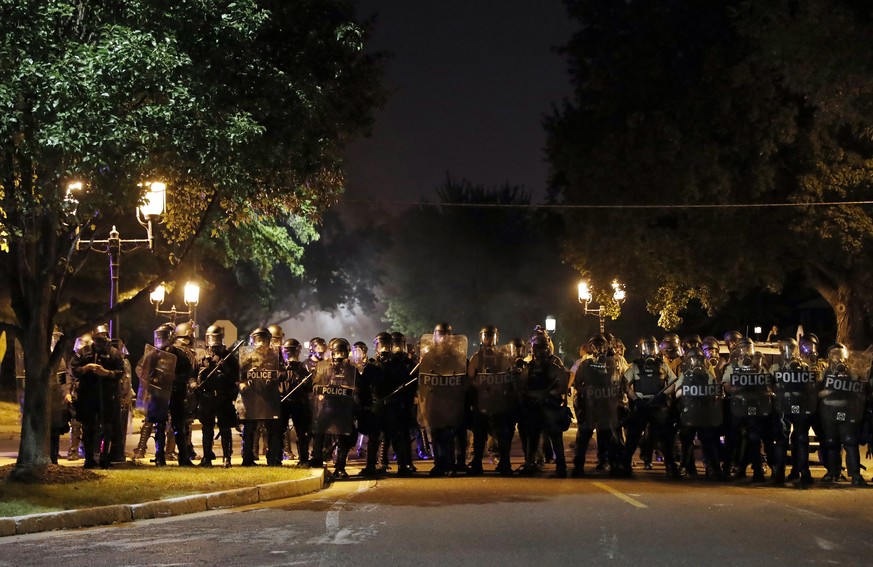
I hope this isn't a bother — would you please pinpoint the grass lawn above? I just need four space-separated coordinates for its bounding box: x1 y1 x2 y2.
0 465 312 517
0 400 19 428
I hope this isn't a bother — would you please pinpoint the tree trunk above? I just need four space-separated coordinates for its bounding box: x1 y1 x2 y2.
832 286 873 351
815 283 873 351
10 295 54 479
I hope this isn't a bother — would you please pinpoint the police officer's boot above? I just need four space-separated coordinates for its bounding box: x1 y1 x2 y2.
133 421 153 460
68 420 83 460
221 431 233 468
296 433 311 467
154 422 167 466
175 423 195 467
845 444 867 486
165 422 177 461
284 429 295 460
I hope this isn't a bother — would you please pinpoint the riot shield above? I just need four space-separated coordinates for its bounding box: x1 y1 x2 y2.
311 361 357 435
679 368 723 428
470 345 517 416
582 358 622 429
772 363 818 416
139 345 176 404
729 367 773 417
819 371 867 425
417 334 469 430
239 345 281 420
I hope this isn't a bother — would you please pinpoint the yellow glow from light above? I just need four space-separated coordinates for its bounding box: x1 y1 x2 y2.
578 281 592 303
139 181 166 218
184 281 200 306
150 284 166 305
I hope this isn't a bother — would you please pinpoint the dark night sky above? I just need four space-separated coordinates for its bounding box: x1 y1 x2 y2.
342 1 579 204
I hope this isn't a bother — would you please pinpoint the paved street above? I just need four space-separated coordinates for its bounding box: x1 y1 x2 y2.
2 436 873 566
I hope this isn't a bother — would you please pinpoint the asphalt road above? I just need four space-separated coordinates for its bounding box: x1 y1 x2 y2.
2 462 872 567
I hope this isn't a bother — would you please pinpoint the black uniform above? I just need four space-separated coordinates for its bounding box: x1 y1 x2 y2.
70 345 125 468
196 345 239 466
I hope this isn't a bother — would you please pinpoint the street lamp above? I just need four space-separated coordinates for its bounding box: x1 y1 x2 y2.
75 181 166 339
578 279 627 334
545 316 556 333
150 281 201 332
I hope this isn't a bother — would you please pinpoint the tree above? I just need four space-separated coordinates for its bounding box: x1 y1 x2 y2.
0 0 384 476
545 0 873 347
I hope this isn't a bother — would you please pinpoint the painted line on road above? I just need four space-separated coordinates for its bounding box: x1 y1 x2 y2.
592 482 648 509
320 480 374 544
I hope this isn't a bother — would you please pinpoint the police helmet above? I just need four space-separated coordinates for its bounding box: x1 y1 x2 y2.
205 324 225 348
479 325 498 345
433 322 453 343
638 336 659 358
827 343 849 366
682 335 703 351
249 327 272 348
281 338 302 362
684 346 706 369
391 332 407 354
268 324 285 346
723 330 743 349
735 337 755 354
509 337 527 358
74 333 94 356
778 338 799 362
309 337 327 360
588 334 609 356
328 337 351 361
154 323 175 350
373 332 392 353
175 322 194 346
701 337 721 359
529 332 552 357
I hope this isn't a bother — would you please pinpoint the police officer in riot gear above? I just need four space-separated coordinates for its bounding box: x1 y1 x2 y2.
519 329 569 477
148 323 195 466
467 325 517 476
174 322 198 460
310 338 359 479
672 347 725 480
769 338 817 486
358 333 391 477
196 325 239 467
417 322 468 476
69 324 125 468
571 334 625 477
722 337 774 482
819 344 868 486
723 331 743 360
239 327 283 466
623 336 680 479
280 338 313 466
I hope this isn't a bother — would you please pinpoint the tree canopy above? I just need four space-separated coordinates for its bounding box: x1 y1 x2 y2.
546 0 873 347
0 0 384 472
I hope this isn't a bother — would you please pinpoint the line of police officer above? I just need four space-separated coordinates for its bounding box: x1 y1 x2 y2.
62 320 872 487
571 331 871 487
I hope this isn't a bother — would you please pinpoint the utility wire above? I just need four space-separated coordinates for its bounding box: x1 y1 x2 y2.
343 199 873 210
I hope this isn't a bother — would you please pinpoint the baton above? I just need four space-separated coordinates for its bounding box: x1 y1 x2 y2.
198 338 246 390
280 372 313 403
381 376 419 404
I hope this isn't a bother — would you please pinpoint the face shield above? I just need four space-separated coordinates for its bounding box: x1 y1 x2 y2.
154 330 174 350
779 340 799 363
827 345 849 371
639 339 659 359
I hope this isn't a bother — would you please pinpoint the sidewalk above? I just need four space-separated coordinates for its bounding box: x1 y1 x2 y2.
0 422 326 537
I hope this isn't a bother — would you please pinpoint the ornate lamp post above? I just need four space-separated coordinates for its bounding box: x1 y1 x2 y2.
75 181 166 339
578 279 627 334
150 281 201 333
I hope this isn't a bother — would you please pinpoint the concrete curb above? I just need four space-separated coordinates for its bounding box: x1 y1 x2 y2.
6 469 325 537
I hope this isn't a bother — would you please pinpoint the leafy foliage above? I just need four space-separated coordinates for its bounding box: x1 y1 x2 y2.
546 0 873 346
